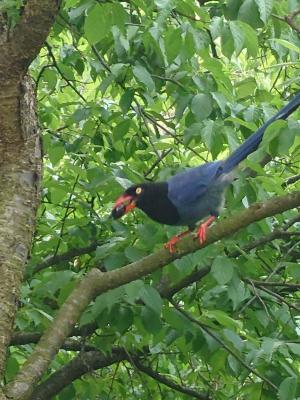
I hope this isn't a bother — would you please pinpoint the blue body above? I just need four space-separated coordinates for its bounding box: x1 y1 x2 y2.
167 93 300 227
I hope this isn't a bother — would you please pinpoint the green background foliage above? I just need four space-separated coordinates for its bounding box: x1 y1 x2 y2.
5 0 300 398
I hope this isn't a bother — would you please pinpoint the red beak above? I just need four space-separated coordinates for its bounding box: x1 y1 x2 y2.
111 194 136 219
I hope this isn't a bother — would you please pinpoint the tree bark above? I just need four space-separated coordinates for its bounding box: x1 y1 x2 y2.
0 0 61 392
0 75 41 378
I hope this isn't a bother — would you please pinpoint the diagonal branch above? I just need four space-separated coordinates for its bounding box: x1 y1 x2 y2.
31 349 128 400
30 242 101 275
6 190 300 400
131 357 210 400
170 300 278 391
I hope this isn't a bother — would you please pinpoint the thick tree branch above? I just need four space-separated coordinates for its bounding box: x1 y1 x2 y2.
31 349 128 400
6 191 300 400
11 0 61 72
160 212 300 298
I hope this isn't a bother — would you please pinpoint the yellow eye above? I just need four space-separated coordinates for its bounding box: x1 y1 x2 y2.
136 187 142 195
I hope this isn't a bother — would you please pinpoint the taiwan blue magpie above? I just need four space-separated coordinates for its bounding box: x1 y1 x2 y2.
112 93 300 252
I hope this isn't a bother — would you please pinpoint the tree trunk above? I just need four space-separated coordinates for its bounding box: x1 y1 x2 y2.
0 75 42 377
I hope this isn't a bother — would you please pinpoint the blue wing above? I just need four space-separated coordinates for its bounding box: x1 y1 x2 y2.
168 161 223 206
167 161 229 226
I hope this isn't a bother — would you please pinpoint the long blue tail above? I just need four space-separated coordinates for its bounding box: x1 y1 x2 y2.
222 92 300 173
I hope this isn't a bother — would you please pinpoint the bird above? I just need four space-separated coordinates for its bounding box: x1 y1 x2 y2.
111 93 300 253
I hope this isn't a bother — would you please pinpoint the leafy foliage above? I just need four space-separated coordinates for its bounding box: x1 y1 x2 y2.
6 0 300 398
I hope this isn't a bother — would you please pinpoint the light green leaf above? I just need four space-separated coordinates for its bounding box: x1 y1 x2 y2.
206 310 241 330
139 285 162 314
240 21 258 57
165 28 182 63
229 21 245 55
278 377 297 400
113 119 131 142
211 256 235 284
272 39 300 54
133 65 155 92
254 0 273 22
84 4 110 45
191 93 213 120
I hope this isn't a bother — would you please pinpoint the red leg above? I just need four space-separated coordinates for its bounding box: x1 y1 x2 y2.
197 216 216 245
164 229 191 253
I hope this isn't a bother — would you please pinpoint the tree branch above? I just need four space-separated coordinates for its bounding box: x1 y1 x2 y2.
11 0 61 72
31 349 128 400
30 241 101 275
131 357 210 400
6 190 300 400
170 300 278 391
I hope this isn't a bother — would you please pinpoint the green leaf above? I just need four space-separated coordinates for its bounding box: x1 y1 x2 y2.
240 22 258 57
133 65 155 92
229 21 245 55
206 310 241 330
113 306 134 333
191 93 213 120
278 377 297 400
84 3 127 44
50 185 67 204
236 77 257 99
254 0 273 23
202 55 232 94
124 280 144 304
165 28 182 63
287 343 300 356
141 306 162 334
125 246 147 262
84 4 110 45
238 0 262 28
47 140 65 166
163 308 186 333
211 256 235 284
113 119 131 142
286 262 300 280
92 287 125 316
104 252 126 270
272 39 300 54
119 89 135 114
139 285 162 314
43 69 57 90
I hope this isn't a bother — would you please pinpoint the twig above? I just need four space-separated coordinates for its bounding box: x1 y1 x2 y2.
272 8 300 34
31 241 102 275
170 300 278 391
131 357 210 400
45 42 86 102
283 173 300 187
53 174 80 257
254 284 300 312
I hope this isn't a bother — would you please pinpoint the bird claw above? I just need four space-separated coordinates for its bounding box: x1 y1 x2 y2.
197 224 207 244
196 216 216 245
164 236 180 254
164 230 191 253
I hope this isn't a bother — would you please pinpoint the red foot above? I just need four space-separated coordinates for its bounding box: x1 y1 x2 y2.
197 216 216 245
164 230 191 253
164 236 181 253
